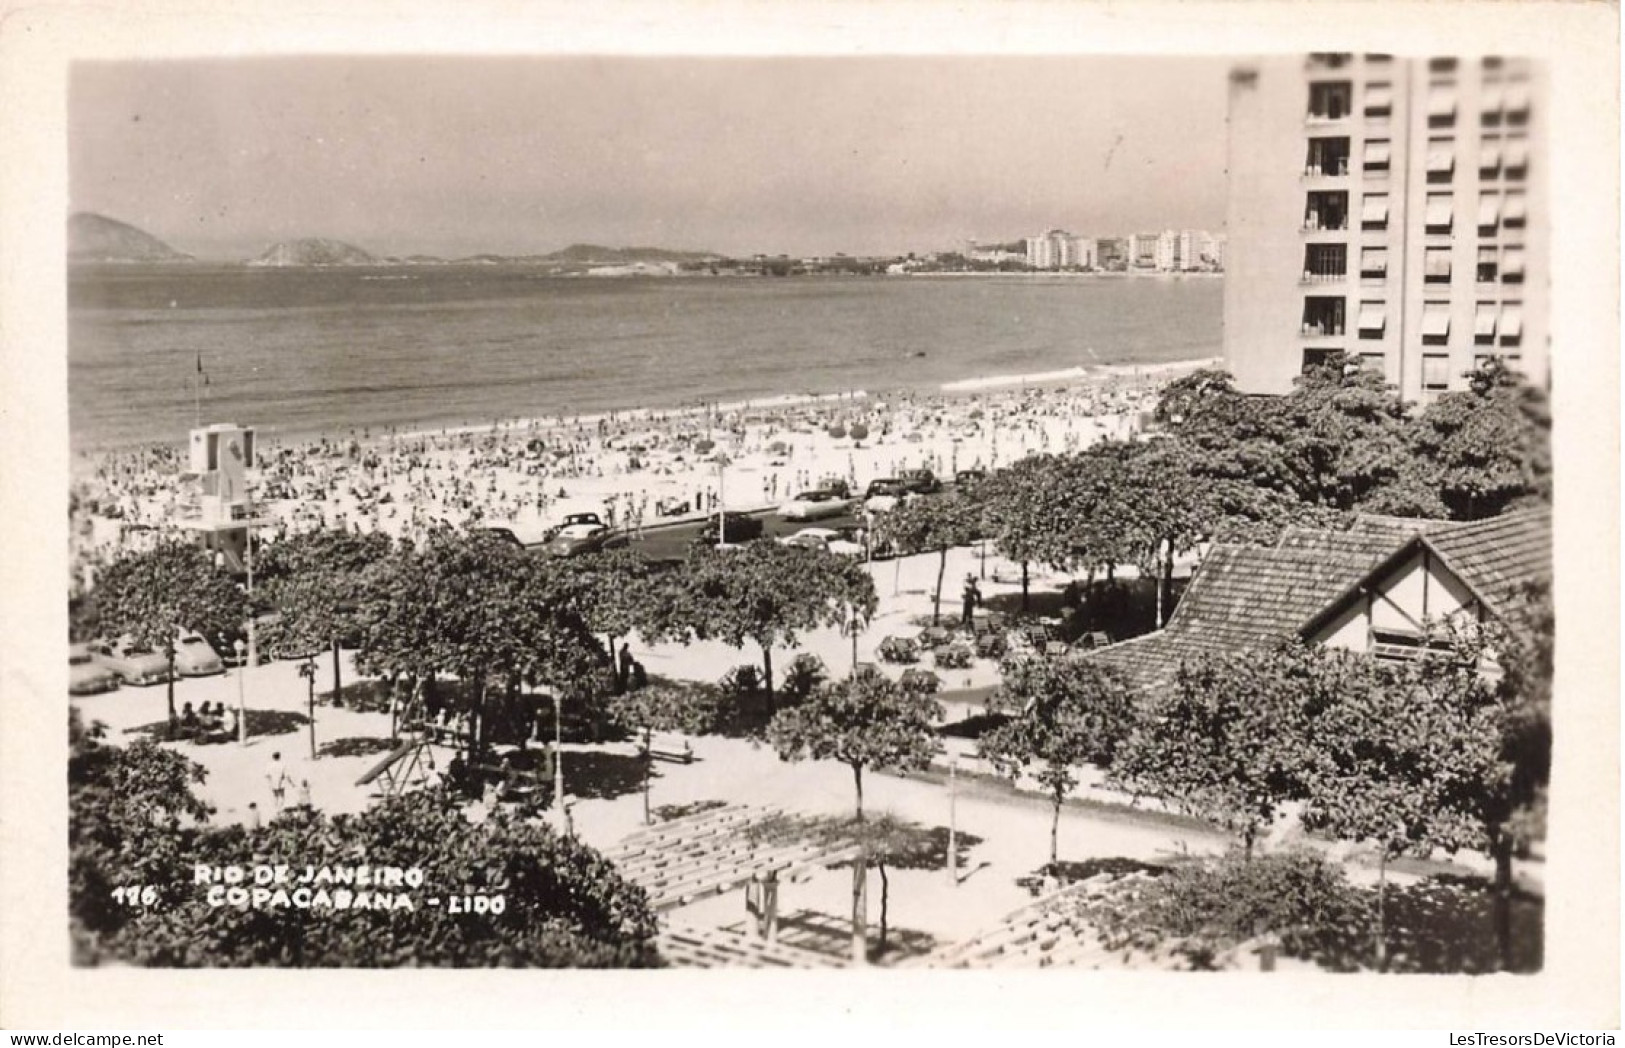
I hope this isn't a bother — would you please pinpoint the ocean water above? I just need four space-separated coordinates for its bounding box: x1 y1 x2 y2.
68 266 1222 451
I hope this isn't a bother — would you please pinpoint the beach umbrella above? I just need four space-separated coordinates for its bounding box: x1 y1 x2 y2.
848 422 869 441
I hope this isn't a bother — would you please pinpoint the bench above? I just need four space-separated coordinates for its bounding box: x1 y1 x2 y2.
646 736 695 765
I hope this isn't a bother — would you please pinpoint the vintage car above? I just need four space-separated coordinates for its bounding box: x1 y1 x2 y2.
693 512 766 546
544 522 630 558
174 630 226 677
779 527 865 558
92 636 171 687
776 489 854 522
69 642 120 695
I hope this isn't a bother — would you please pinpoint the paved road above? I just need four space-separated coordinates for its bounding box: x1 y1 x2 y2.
529 481 981 563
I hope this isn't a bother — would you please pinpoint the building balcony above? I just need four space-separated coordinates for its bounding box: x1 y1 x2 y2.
1300 325 1347 339
1300 271 1348 285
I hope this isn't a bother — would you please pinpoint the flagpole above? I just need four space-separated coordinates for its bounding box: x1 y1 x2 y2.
194 353 202 427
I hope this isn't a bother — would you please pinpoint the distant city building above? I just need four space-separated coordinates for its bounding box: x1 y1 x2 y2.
1096 237 1129 270
1129 233 1161 270
1224 53 1548 400
1024 229 1098 270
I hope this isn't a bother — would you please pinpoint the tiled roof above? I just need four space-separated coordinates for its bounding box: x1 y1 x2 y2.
1427 507 1552 610
1348 513 1463 539
1084 507 1552 695
1088 538 1398 692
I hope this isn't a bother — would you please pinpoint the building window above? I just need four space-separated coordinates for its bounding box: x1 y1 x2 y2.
1425 193 1454 232
1306 136 1351 176
1422 353 1453 392
1424 246 1453 283
1373 626 1454 662
1302 348 1342 372
1478 192 1501 234
1475 302 1499 344
1501 303 1524 345
1429 57 1459 74
1361 193 1389 230
1363 138 1391 175
1426 138 1455 182
1422 302 1451 344
1502 190 1527 227
1428 83 1458 127
1359 351 1386 372
1303 243 1347 281
1303 190 1349 231
1504 137 1530 178
1361 245 1389 280
1477 246 1499 283
1302 296 1346 337
1479 138 1502 177
1358 300 1387 338
1502 246 1526 283
1505 81 1532 125
1483 55 1504 71
1481 82 1504 127
1364 82 1393 119
1309 81 1353 121
1309 53 1354 70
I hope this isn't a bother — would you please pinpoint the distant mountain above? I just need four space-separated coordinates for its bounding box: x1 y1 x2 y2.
68 212 193 263
543 244 717 265
248 238 378 267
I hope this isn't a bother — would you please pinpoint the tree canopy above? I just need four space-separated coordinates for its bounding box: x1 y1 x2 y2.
765 665 943 819
91 539 247 722
980 655 1135 864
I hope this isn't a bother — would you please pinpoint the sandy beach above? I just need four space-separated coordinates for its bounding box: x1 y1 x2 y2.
69 358 1217 590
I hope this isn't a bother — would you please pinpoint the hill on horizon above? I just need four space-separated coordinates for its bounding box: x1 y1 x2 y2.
543 243 718 264
68 213 192 263
247 238 379 267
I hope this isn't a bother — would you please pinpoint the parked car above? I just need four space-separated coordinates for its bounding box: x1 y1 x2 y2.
174 630 226 677
69 642 120 695
897 468 942 495
545 522 630 558
541 512 607 543
92 636 171 686
954 469 987 486
475 526 525 548
865 478 907 499
780 527 865 558
694 512 765 545
777 489 854 522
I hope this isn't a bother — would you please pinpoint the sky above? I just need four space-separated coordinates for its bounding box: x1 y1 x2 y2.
70 56 1231 260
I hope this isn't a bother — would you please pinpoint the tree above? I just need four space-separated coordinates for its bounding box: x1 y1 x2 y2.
1296 646 1493 970
258 529 393 708
93 540 247 724
607 680 719 824
356 531 609 759
680 542 875 708
69 710 211 958
979 656 1134 866
976 456 1074 611
765 665 943 820
550 547 671 688
874 491 981 626
1399 359 1552 520
1111 643 1326 858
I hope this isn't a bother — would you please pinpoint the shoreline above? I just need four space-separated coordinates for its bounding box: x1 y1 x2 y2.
72 355 1220 462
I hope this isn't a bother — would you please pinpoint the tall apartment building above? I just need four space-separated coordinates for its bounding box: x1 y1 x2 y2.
1224 54 1548 400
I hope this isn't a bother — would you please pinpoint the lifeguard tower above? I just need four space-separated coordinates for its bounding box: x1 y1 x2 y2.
176 422 269 575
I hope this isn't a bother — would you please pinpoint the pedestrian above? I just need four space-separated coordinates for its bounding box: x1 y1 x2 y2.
298 779 312 808
247 802 261 829
961 573 982 631
267 751 291 812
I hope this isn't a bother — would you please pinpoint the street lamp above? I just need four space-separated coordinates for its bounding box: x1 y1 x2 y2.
233 639 247 744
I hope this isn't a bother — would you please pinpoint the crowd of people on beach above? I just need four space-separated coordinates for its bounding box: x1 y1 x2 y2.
69 369 1191 590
